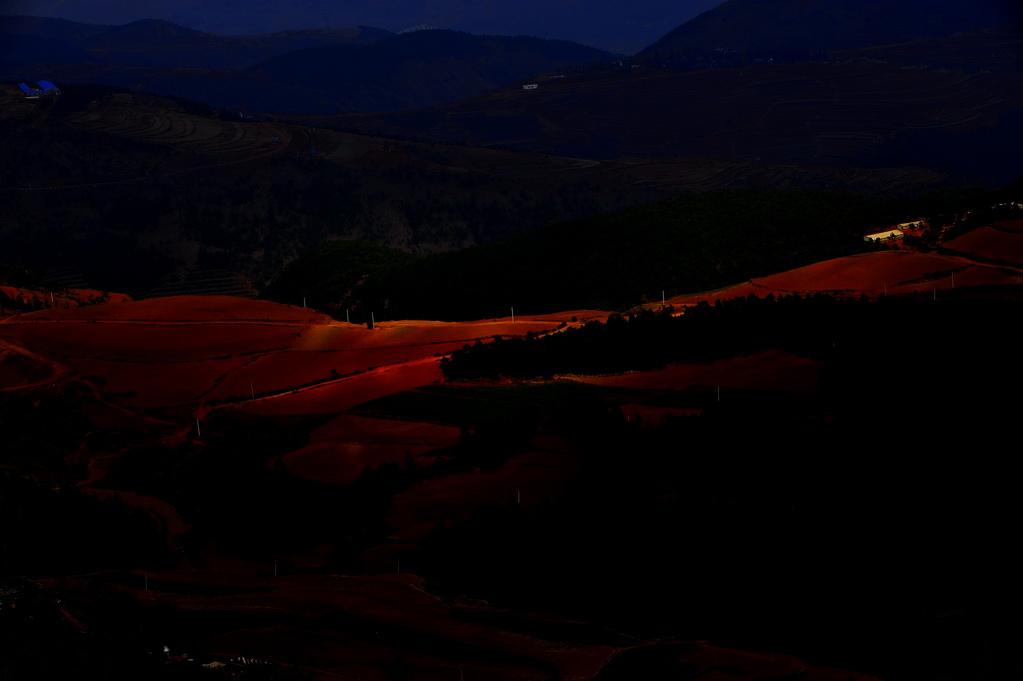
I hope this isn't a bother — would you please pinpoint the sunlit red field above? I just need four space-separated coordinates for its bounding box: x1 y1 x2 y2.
0 296 589 409
0 286 133 314
942 219 1023 264
667 249 1023 308
2 273 941 680
0 296 599 486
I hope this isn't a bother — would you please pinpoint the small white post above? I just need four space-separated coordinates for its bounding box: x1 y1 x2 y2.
511 307 514 323
346 309 350 323
303 296 306 308
196 419 201 437
662 290 665 306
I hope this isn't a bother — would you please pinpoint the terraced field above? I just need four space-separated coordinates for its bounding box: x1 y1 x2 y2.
62 92 289 169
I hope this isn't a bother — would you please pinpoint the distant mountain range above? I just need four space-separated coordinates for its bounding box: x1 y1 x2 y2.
641 0 1021 61
306 23 1023 188
3 0 1020 118
1 0 1020 296
1 0 729 54
0 17 613 114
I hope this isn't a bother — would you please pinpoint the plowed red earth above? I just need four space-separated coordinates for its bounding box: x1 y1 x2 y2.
0 296 600 483
1 274 924 680
667 248 1022 307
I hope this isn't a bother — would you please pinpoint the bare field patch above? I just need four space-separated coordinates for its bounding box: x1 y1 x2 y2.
567 349 824 393
387 447 584 543
280 415 462 485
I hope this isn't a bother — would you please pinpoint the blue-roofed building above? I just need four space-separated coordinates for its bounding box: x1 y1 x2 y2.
16 82 60 98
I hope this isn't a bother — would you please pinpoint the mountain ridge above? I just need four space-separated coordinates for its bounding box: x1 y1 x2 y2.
1 17 612 114
640 0 1022 61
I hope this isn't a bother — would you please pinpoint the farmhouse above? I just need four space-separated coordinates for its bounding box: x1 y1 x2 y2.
17 83 41 98
17 80 61 98
522 83 539 90
864 229 904 242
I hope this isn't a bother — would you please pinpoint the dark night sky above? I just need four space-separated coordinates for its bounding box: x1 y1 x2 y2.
1 0 729 54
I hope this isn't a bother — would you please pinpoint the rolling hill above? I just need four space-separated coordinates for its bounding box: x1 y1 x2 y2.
639 0 1021 60
2 82 961 299
1 0 729 55
317 24 1023 187
2 195 1022 680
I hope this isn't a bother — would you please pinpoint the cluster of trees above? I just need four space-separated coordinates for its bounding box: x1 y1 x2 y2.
0 288 48 314
440 293 856 379
439 288 1023 442
267 187 899 321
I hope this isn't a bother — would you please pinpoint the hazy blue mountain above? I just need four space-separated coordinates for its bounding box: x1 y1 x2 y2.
1 17 611 114
246 30 613 112
3 0 729 54
313 19 1022 187
640 0 1021 61
0 15 392 71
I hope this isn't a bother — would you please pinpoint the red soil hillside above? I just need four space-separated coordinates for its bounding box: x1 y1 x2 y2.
4 295 582 410
666 249 1023 308
0 286 132 314
0 280 954 679
0 294 598 480
942 219 1023 265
